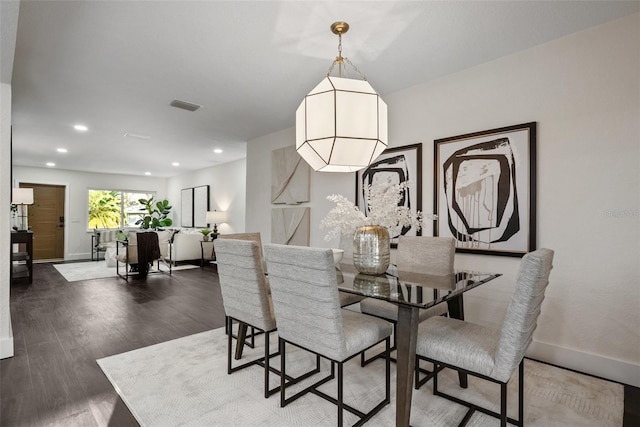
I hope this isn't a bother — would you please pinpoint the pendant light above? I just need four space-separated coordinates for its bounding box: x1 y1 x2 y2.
296 22 388 173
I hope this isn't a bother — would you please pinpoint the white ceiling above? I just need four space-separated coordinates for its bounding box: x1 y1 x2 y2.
10 1 639 178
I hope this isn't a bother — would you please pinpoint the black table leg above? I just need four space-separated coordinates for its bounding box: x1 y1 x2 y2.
234 322 247 360
396 305 419 427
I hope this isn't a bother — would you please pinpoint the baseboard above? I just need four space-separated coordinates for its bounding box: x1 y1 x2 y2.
527 340 640 388
0 320 14 359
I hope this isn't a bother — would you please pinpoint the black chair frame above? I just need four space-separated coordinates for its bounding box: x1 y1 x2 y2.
279 336 391 427
360 311 446 385
226 316 321 398
419 355 524 427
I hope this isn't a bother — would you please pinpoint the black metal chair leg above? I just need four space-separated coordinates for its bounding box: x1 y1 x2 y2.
338 362 344 427
501 382 508 427
279 338 286 408
518 360 524 427
264 331 270 399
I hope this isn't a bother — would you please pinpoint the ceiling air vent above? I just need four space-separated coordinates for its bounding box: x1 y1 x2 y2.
170 99 202 112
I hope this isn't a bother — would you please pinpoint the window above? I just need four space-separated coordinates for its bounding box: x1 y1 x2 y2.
88 189 154 229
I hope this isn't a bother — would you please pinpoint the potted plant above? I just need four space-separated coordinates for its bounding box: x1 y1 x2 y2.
200 228 212 241
136 197 173 230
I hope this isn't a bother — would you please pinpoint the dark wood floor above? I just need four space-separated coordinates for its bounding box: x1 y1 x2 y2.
1 262 638 426
1 262 225 426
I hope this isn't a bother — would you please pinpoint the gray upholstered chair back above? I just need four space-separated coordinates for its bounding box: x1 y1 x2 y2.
214 239 275 332
396 236 455 275
264 244 346 359
219 232 263 262
339 233 354 259
492 248 554 382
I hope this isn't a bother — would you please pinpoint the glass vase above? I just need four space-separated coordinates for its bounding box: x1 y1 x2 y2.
352 225 390 275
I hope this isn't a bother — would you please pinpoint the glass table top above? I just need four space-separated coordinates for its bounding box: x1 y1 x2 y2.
336 261 501 309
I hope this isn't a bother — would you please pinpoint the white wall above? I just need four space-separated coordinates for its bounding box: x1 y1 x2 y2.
166 158 246 235
246 14 640 386
1 83 13 358
12 166 167 260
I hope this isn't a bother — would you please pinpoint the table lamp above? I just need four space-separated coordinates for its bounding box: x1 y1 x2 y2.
206 210 228 235
12 188 34 231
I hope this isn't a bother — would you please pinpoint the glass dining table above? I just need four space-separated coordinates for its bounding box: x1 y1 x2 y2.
336 260 502 427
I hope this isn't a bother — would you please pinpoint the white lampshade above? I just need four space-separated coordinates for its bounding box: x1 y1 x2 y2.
296 76 388 173
12 188 34 205
206 210 228 224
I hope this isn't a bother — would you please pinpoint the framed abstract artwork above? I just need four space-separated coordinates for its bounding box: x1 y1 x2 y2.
356 143 422 247
434 122 536 257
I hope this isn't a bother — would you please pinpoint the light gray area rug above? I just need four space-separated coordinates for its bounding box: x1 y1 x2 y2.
97 328 623 426
53 261 198 282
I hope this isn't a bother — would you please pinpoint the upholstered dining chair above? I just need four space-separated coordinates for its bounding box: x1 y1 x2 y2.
219 232 264 261
414 248 554 427
215 238 319 398
218 232 265 341
359 236 455 366
264 244 392 427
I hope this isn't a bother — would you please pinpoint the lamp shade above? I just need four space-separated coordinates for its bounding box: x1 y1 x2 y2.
206 210 228 224
296 76 388 173
12 188 34 205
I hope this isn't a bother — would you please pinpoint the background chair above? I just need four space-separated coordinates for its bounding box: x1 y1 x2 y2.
414 248 554 427
264 243 392 427
359 236 454 366
116 231 169 280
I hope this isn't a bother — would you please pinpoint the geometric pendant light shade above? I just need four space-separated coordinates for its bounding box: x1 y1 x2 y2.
295 22 388 172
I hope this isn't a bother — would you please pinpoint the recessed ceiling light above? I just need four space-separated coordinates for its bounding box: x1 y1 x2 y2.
144 172 151 176
172 162 180 167
213 148 223 154
73 124 88 132
56 148 68 153
46 162 55 167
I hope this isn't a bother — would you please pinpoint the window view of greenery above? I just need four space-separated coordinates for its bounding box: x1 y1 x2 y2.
88 190 154 229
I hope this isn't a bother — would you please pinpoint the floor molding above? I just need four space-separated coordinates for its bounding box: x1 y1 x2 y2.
527 340 640 388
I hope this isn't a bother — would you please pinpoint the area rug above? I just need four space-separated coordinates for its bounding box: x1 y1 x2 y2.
97 328 623 427
53 261 198 282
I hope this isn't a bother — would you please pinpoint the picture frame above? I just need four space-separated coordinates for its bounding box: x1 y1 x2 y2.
356 143 423 247
193 185 210 228
434 122 536 257
181 188 193 228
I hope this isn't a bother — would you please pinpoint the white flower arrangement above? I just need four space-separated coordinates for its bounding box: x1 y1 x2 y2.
320 179 433 241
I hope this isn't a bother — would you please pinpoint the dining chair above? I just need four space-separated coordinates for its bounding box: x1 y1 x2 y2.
116 230 169 280
219 232 264 261
215 238 320 398
264 243 392 427
359 236 454 366
218 232 264 341
414 248 554 427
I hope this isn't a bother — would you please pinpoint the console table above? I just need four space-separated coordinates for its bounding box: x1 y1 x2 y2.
11 231 33 284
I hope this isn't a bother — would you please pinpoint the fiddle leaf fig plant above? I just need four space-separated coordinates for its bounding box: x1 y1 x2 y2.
136 197 173 229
